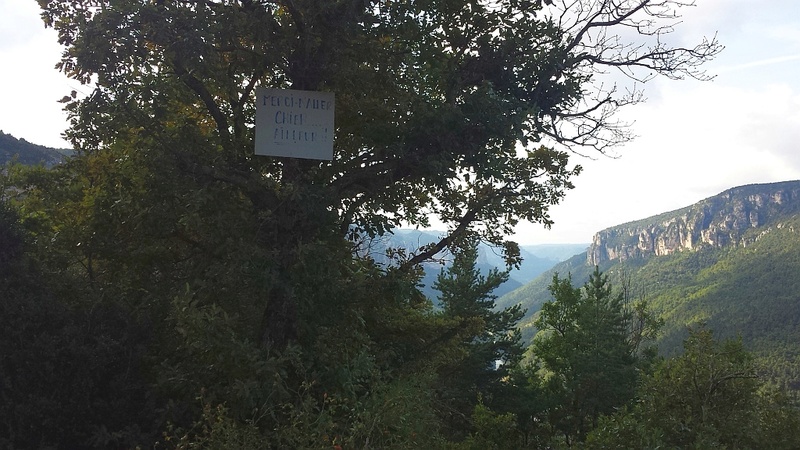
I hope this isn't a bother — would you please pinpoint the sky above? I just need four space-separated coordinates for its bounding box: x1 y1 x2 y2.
1 0 800 245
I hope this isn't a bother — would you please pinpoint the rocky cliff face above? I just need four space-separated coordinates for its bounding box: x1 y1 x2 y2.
588 181 800 266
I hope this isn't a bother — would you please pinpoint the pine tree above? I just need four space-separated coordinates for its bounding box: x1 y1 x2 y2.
433 238 525 439
533 267 638 444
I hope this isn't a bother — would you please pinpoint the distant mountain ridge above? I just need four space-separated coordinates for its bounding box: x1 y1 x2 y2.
0 131 71 167
368 229 587 300
588 180 800 266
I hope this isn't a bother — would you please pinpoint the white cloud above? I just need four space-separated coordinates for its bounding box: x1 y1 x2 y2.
0 0 73 148
516 67 800 245
492 1 800 245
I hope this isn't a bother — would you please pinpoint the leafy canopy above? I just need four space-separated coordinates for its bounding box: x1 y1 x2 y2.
38 0 721 262
532 267 655 444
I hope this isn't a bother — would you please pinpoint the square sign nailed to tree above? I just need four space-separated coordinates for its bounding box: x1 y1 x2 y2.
255 87 335 160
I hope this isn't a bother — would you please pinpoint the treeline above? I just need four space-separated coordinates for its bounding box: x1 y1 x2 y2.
3 189 799 448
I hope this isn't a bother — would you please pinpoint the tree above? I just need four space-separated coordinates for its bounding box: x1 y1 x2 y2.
432 238 525 438
585 327 800 450
532 267 643 444
0 196 156 448
642 328 761 448
36 0 720 349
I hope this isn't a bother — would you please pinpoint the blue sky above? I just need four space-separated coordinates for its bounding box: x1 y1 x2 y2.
2 0 799 245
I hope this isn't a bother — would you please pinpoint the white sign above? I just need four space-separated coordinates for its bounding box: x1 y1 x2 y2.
255 87 335 160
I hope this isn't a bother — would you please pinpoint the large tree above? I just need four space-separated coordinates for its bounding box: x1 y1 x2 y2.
532 268 643 444
432 238 524 437
35 0 720 348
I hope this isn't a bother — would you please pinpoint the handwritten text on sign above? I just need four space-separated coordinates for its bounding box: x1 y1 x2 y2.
255 87 335 160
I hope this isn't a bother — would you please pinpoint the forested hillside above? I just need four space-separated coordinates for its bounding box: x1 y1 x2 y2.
502 181 800 393
0 130 69 166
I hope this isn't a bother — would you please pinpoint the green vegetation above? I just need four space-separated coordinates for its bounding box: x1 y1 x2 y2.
4 194 799 447
622 216 800 362
532 268 643 444
520 267 661 445
432 239 525 438
585 327 800 449
505 208 800 406
495 252 602 344
9 0 791 448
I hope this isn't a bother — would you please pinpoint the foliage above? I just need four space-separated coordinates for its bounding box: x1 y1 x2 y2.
432 238 525 438
0 198 157 448
496 251 593 344
509 210 800 395
531 267 656 445
626 216 800 398
1 0 724 447
585 327 800 449
448 401 521 450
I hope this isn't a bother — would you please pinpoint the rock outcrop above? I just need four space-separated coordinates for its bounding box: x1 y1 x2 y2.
588 181 800 265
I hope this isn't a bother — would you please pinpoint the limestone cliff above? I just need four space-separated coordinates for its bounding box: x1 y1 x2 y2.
588 180 800 266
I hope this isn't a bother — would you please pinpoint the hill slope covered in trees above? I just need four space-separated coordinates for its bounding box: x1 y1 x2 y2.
500 180 800 391
0 131 70 167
